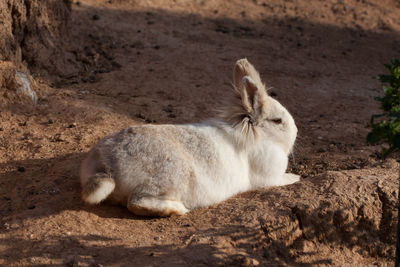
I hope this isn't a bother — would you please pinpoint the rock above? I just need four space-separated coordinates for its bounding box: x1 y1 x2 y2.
233 256 260 266
66 258 79 267
17 166 25 172
0 0 72 78
15 71 37 104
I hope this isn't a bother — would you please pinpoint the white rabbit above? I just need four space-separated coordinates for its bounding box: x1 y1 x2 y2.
80 58 299 216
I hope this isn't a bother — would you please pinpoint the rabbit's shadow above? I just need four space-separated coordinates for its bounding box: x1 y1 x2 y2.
0 152 152 221
82 202 161 220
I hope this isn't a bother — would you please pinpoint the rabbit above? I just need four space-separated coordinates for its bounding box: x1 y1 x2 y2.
80 58 300 216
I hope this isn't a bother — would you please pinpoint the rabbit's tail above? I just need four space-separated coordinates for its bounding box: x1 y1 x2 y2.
81 173 115 205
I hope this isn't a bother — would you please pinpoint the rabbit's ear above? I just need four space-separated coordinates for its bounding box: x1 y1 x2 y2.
241 76 263 114
233 58 263 92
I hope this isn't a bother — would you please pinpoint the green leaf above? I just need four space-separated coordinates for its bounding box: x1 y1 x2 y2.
367 58 400 157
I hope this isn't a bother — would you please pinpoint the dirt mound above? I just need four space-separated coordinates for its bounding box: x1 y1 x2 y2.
259 164 398 264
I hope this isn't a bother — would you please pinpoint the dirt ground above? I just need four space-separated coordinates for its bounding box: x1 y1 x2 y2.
1 0 400 266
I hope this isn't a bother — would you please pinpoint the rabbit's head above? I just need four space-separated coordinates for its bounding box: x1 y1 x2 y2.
220 58 297 155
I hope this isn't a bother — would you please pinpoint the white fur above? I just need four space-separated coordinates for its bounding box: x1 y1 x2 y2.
80 58 299 216
84 179 115 205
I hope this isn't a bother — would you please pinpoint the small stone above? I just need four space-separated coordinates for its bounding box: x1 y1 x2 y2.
268 90 278 97
66 258 79 267
236 256 259 266
53 133 65 142
162 107 173 113
18 166 25 172
10 223 19 229
89 74 96 83
136 113 146 120
28 205 36 210
215 25 230 34
249 258 259 266
92 14 100 20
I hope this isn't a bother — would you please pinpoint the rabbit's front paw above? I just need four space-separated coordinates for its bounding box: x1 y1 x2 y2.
282 173 300 185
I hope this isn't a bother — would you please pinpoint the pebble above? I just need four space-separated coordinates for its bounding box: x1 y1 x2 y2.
53 133 66 142
268 90 278 97
66 258 79 267
17 166 25 172
162 106 173 113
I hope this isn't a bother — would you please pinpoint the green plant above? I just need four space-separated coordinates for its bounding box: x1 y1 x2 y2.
367 58 400 158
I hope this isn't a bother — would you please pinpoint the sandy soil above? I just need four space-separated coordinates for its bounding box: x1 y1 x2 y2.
1 0 400 266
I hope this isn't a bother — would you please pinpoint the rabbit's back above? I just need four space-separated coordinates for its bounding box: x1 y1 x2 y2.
83 123 250 208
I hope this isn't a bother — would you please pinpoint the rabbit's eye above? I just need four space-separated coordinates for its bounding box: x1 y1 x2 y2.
271 118 282 124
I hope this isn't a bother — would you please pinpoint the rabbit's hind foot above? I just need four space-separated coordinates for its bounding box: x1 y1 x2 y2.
82 174 115 205
127 197 189 217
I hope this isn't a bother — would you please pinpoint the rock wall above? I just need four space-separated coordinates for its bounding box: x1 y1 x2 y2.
0 0 74 78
